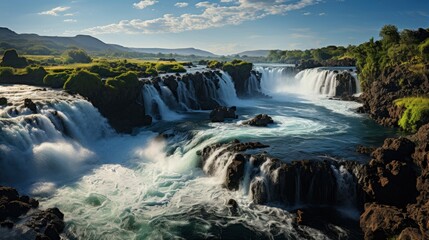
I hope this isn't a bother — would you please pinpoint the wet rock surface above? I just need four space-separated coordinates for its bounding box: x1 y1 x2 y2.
0 186 65 240
243 114 274 127
209 106 238 122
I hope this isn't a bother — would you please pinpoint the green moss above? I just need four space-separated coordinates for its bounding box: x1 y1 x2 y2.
63 70 102 98
395 97 429 132
105 71 139 90
43 72 69 88
155 62 186 73
207 60 222 69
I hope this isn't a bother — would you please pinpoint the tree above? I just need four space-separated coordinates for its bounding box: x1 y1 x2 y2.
380 25 400 45
0 49 28 68
63 49 92 63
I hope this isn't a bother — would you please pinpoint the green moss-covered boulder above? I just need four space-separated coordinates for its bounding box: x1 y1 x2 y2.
43 72 70 88
63 49 92 63
1 49 28 68
155 62 186 73
63 70 102 98
222 60 253 96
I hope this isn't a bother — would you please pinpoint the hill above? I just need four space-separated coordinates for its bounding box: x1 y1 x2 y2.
0 27 216 57
235 50 271 57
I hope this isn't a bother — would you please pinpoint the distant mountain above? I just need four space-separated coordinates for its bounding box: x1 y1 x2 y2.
131 47 217 57
0 27 217 57
235 50 271 57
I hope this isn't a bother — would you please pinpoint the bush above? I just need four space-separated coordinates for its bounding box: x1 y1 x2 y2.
0 49 28 68
395 97 429 132
63 70 102 98
43 72 69 88
63 49 92 63
419 39 429 61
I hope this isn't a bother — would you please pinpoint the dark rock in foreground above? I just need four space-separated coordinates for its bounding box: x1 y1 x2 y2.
209 106 238 122
243 114 274 127
0 186 65 240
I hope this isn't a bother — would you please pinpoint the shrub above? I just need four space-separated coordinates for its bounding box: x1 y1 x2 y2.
63 49 92 63
0 49 28 68
395 97 429 132
419 39 429 61
43 72 69 88
63 70 102 98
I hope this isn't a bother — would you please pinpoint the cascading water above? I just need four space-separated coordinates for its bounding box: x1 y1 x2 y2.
0 85 113 185
142 70 240 120
256 65 360 97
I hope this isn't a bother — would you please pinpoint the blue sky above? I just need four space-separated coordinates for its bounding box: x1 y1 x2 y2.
0 0 428 55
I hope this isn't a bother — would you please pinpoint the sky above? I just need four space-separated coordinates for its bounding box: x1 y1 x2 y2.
0 0 428 55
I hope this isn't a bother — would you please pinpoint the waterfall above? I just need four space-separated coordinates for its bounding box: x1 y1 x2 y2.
216 72 240 106
256 65 360 97
0 85 113 184
142 70 239 120
142 84 181 121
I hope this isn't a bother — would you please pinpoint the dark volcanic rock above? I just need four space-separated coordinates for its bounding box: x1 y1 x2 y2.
358 64 429 128
243 114 274 127
360 203 412 240
224 154 246 191
335 71 357 97
0 186 65 240
209 106 237 122
0 97 7 106
24 98 37 113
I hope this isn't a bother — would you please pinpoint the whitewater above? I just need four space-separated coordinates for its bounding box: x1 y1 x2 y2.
0 67 396 239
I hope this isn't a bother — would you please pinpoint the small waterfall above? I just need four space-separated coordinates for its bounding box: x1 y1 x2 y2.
245 73 261 95
216 72 240 105
256 65 360 97
331 165 357 207
142 84 181 121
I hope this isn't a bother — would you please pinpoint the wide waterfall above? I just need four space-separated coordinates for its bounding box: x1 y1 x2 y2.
142 70 240 120
0 85 113 185
255 65 360 97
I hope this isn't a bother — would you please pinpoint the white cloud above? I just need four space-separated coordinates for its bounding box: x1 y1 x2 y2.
85 0 321 34
303 12 311 15
133 0 158 9
220 0 235 2
319 12 325 16
64 13 75 17
175 2 189 8
64 19 77 23
39 6 70 16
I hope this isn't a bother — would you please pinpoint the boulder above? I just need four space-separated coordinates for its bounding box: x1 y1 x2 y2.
209 106 237 122
243 114 274 127
0 97 7 106
360 203 411 240
224 154 246 191
24 98 37 113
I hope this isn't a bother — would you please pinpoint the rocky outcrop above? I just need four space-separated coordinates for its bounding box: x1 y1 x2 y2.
335 71 357 97
0 97 7 105
243 114 274 127
358 64 429 127
24 98 37 113
359 124 429 239
199 140 360 207
0 186 65 240
209 106 237 122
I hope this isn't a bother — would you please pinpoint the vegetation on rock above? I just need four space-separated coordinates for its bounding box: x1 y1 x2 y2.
0 49 28 68
63 70 102 98
63 49 92 63
395 97 429 132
